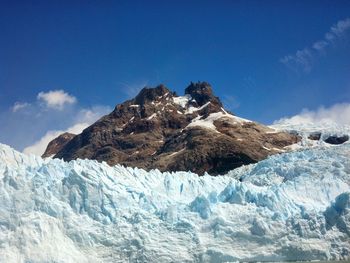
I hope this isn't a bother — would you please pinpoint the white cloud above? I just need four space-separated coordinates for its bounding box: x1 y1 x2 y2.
22 105 111 156
273 103 350 126
281 17 350 72
37 90 77 110
11 102 30 112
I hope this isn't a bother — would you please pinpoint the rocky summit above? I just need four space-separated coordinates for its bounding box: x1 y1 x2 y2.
44 82 300 175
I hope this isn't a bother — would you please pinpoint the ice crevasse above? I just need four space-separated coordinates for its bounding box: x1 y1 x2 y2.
0 142 349 262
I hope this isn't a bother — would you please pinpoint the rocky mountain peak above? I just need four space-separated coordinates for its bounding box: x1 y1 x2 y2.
45 82 300 175
134 84 172 105
185 81 222 107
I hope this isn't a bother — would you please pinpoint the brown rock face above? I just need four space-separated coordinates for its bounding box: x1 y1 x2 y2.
42 132 76 158
49 82 300 175
308 132 321 141
185 81 222 107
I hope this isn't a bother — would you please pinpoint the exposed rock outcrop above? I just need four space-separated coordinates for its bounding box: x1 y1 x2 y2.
42 132 76 158
324 135 349 145
308 132 322 141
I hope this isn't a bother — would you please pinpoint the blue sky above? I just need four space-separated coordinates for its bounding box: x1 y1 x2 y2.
1 0 350 153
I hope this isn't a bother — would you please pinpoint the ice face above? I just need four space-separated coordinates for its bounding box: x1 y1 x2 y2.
0 142 349 262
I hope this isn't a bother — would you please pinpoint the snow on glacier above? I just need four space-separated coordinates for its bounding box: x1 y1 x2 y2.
0 143 349 262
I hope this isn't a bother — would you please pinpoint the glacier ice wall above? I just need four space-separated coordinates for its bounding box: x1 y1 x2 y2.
0 143 349 262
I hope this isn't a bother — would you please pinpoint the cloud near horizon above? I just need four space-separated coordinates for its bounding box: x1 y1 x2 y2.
280 17 350 72
273 102 350 126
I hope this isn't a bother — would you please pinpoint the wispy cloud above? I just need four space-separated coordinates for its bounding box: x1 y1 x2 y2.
37 90 77 110
327 18 350 40
280 48 313 73
280 17 350 73
11 102 30 112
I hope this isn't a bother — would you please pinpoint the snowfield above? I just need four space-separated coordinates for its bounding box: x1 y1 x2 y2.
0 141 349 262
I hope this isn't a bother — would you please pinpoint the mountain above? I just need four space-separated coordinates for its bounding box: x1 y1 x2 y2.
44 82 299 175
1 140 349 262
42 132 76 158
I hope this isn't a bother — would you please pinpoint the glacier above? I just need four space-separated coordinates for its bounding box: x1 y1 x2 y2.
0 142 349 262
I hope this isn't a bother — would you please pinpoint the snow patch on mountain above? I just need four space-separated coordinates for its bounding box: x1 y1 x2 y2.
186 111 251 132
0 142 349 262
185 101 211 114
186 112 223 131
173 94 191 108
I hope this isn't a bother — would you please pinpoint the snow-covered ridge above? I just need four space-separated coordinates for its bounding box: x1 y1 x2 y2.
0 143 349 262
